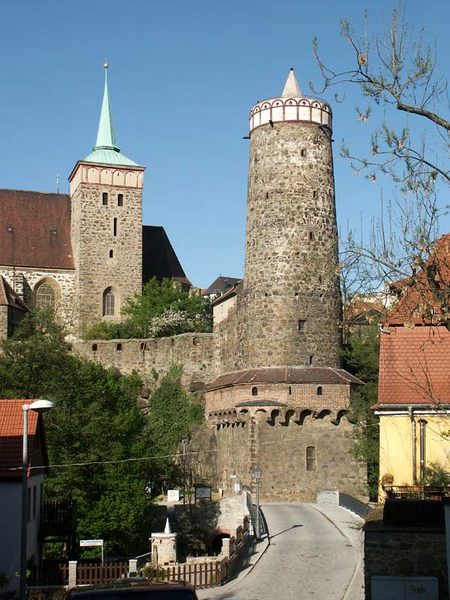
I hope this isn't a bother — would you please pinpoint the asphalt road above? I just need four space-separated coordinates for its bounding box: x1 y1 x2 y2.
203 503 362 600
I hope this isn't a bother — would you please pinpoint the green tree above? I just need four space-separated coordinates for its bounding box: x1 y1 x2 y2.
342 323 380 500
145 366 204 490
84 277 212 339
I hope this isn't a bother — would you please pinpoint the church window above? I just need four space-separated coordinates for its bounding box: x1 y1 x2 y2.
252 387 258 396
103 287 115 316
317 386 323 396
102 192 108 206
306 446 316 471
35 282 56 311
117 193 124 206
113 218 117 236
298 319 306 332
109 249 114 258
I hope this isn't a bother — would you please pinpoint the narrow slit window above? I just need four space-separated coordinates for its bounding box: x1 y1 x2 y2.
298 319 306 332
113 218 117 237
300 149 306 157
309 231 315 241
306 446 316 471
309 355 314 365
109 249 114 258
252 387 258 396
317 386 323 396
288 386 292 395
313 190 318 200
102 192 108 206
117 193 124 206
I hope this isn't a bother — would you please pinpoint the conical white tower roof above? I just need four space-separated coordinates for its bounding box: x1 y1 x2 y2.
282 68 302 98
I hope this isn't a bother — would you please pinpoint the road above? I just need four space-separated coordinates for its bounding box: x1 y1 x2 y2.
200 503 363 600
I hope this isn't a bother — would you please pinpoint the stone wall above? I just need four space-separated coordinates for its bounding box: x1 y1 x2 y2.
196 411 367 503
70 178 143 334
239 121 342 370
72 332 216 391
0 267 75 330
364 521 447 600
0 306 7 340
205 382 350 413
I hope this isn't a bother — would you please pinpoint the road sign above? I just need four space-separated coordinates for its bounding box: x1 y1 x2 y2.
80 539 103 547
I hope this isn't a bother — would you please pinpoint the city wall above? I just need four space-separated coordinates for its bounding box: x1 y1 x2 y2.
72 332 216 391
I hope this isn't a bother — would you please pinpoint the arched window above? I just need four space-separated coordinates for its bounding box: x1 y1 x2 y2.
306 446 316 471
35 281 57 311
251 387 258 396
317 386 323 396
103 287 115 316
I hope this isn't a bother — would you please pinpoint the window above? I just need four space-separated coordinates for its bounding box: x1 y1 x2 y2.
313 190 318 200
92 344 98 352
298 319 306 332
35 282 56 311
309 231 315 241
308 355 314 365
317 386 323 396
109 249 114 258
116 343 123 351
251 387 258 396
102 192 108 206
117 193 124 206
103 287 115 316
301 149 306 157
113 218 117 237
288 386 292 395
306 446 316 471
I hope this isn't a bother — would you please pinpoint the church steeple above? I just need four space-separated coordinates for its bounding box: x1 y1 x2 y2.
94 64 119 152
81 64 139 167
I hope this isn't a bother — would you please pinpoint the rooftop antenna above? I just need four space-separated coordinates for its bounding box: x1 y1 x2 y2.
56 174 60 194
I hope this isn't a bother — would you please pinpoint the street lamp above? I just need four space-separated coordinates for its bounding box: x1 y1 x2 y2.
20 399 54 600
251 465 262 539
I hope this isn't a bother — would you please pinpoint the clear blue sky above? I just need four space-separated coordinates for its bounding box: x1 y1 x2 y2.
1 1 449 288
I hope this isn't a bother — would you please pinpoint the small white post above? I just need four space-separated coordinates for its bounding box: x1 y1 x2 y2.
68 561 77 589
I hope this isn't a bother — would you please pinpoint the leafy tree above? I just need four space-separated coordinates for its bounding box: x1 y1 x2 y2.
313 7 450 318
342 323 380 500
145 365 204 491
84 278 212 339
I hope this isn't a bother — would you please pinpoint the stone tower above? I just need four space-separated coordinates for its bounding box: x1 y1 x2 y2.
69 65 145 334
241 68 341 368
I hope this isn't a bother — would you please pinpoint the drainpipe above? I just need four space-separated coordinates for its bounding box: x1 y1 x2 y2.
409 405 417 485
419 419 427 482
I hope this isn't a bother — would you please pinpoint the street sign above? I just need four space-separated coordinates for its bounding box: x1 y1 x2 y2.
80 539 103 547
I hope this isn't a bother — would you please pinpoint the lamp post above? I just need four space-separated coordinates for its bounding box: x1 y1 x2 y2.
251 465 262 539
20 399 54 600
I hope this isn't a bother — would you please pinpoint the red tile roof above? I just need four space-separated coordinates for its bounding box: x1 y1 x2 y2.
388 234 450 326
0 189 74 270
0 399 49 479
377 326 450 407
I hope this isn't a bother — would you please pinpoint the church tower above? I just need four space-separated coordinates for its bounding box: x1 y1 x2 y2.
242 68 341 368
69 65 145 334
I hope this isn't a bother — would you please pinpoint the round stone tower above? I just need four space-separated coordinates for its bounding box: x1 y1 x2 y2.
242 68 342 368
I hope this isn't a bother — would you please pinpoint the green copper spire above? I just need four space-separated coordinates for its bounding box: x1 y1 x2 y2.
82 63 140 167
95 63 119 151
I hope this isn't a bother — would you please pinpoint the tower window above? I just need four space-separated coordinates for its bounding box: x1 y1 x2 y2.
317 386 323 396
251 387 258 396
117 193 124 206
288 386 292 395
113 218 117 237
116 343 123 351
308 355 314 365
103 287 115 316
306 446 316 471
300 149 306 157
309 231 315 241
109 249 114 258
313 190 318 200
92 344 98 352
102 192 108 206
298 319 306 332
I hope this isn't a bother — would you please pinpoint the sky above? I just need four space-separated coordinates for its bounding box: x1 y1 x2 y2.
1 0 449 288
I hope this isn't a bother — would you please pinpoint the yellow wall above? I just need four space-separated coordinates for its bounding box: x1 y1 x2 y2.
379 413 450 492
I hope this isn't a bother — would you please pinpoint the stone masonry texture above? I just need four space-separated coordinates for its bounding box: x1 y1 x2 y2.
70 182 142 334
237 121 341 370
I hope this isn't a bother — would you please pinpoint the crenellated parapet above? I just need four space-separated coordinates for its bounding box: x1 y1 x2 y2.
249 96 332 133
